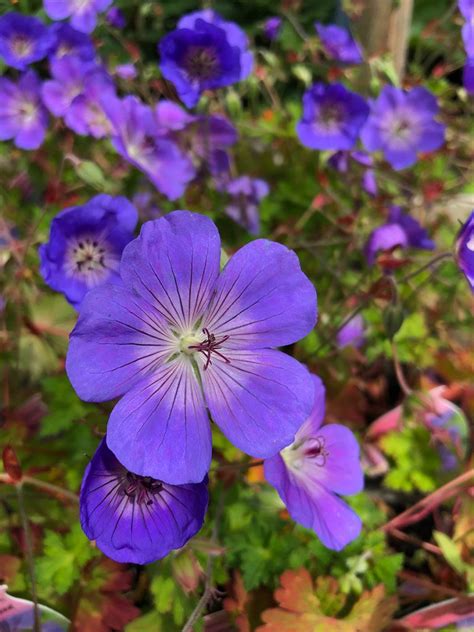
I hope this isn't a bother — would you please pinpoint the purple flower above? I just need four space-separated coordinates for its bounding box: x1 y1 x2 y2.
106 7 126 29
103 96 195 200
455 210 474 292
361 86 445 170
43 0 113 34
42 56 101 117
263 17 282 41
66 70 116 138
463 58 474 94
220 176 269 234
297 83 369 151
337 314 365 348
39 194 138 309
264 375 363 551
328 150 377 196
459 1 474 92
0 71 49 150
315 23 363 64
114 63 137 80
159 10 252 108
0 13 54 70
80 438 208 564
365 206 435 265
66 211 317 484
49 23 96 61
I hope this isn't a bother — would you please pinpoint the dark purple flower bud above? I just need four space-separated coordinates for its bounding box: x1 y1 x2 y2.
39 194 138 308
44 0 113 34
264 375 363 551
0 12 54 70
315 22 363 64
80 439 208 564
361 86 445 170
0 71 49 150
263 17 282 41
106 7 126 29
455 210 474 292
297 83 369 151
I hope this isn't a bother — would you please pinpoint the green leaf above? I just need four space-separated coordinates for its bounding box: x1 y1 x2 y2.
433 531 469 575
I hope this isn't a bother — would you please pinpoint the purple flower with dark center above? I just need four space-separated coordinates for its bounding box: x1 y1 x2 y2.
264 375 363 551
365 206 435 265
159 12 252 108
106 7 126 29
49 23 96 61
155 99 237 176
80 438 208 564
315 23 363 64
0 13 54 70
455 210 474 292
0 71 49 150
297 83 369 151
66 211 317 484
44 0 113 34
66 70 116 138
39 194 138 309
328 150 377 196
361 86 445 170
103 95 195 200
263 17 282 41
219 175 269 234
336 314 365 348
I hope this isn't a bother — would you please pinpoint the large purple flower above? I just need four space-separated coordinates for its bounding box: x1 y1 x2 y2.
103 96 195 200
365 206 435 265
66 211 317 484
44 0 113 34
297 83 369 151
80 439 208 564
219 175 269 234
264 375 363 551
455 210 474 292
159 11 252 108
39 194 138 309
315 23 363 64
361 86 445 170
49 22 96 61
0 12 54 70
0 71 49 150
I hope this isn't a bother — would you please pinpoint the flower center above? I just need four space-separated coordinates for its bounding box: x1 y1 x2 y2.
282 435 329 470
121 472 163 506
11 35 32 58
180 328 230 370
18 100 37 125
317 102 345 131
68 237 108 277
185 46 219 81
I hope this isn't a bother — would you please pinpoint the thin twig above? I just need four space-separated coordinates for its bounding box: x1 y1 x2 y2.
16 484 40 632
391 341 413 396
0 473 79 504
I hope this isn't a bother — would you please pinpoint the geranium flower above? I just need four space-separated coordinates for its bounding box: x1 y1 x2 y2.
66 70 116 138
43 0 113 34
336 314 365 348
361 86 445 170
455 210 474 292
0 71 49 150
365 206 435 265
315 23 363 64
264 375 363 551
328 150 377 196
39 194 138 309
297 83 369 151
219 175 269 234
263 17 282 41
105 7 126 29
66 211 317 484
0 12 54 70
49 23 96 61
80 439 208 564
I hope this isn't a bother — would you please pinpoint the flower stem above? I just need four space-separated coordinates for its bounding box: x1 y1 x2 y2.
0 473 78 503
16 483 40 632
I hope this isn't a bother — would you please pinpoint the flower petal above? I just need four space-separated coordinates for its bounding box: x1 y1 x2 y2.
202 349 314 458
202 239 317 349
264 454 361 550
120 211 221 331
107 358 212 484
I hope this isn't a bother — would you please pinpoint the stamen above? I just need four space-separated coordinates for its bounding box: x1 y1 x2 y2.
189 327 230 370
304 435 329 467
122 472 163 506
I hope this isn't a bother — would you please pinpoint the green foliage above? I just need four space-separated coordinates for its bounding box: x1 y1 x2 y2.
40 375 94 437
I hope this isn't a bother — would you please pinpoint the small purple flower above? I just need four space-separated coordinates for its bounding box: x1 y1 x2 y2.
44 0 113 34
365 206 435 265
361 86 445 170
328 150 377 196
297 83 369 151
0 13 54 70
42 56 100 117
455 210 474 292
263 17 282 41
220 176 269 234
66 211 317 484
39 194 138 309
0 71 49 150
80 438 208 564
66 70 116 138
264 375 363 551
159 11 252 108
49 23 96 61
103 96 195 200
315 23 363 64
337 314 365 348
106 7 126 29
114 62 137 80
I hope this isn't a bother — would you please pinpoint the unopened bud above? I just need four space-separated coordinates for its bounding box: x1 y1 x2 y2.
383 304 405 340
172 550 203 594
